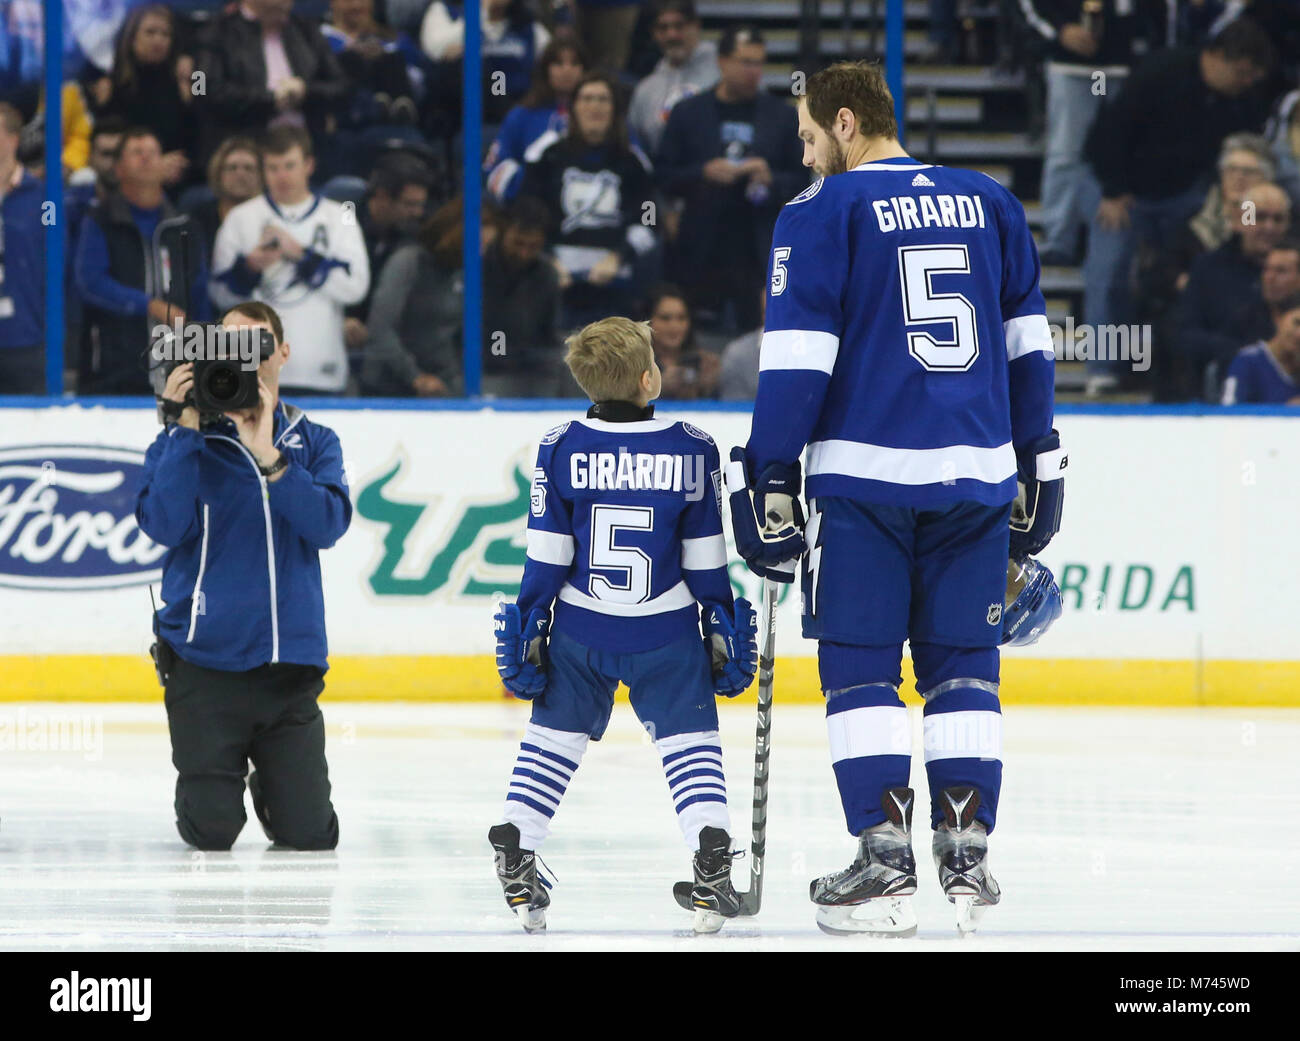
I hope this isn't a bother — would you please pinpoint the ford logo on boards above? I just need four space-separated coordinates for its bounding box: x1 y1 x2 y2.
0 446 166 589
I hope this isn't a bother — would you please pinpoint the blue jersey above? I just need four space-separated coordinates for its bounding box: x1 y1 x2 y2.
1221 342 1299 404
517 413 734 654
484 104 567 202
746 156 1055 508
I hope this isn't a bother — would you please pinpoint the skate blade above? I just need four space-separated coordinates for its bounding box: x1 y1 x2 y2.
693 908 726 934
954 896 987 936
815 898 917 938
518 907 547 933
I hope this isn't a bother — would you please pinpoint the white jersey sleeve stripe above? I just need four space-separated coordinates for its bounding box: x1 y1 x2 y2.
526 529 576 566
759 329 840 374
806 439 1017 487
1004 313 1054 362
681 533 727 571
558 579 695 617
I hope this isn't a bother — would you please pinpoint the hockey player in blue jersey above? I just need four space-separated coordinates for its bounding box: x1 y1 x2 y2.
727 62 1065 936
488 316 759 934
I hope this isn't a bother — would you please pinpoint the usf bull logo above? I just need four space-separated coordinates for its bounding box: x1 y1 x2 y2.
356 457 531 598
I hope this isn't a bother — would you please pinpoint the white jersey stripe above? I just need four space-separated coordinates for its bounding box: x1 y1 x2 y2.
558 579 696 617
806 439 1016 487
759 329 840 374
1005 313 1054 362
681 533 727 571
526 528 576 566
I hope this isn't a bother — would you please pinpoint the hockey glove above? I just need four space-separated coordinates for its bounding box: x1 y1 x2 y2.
724 446 805 583
1009 429 1067 558
494 601 550 699
702 598 758 697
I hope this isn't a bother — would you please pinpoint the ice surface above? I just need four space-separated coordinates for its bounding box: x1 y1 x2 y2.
1 701 1297 951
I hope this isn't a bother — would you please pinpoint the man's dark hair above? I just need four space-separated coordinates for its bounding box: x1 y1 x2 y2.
505 195 552 237
113 126 162 162
520 35 589 109
222 301 285 345
369 153 434 198
1268 237 1300 261
652 0 698 24
261 124 314 161
1207 16 1276 73
90 115 130 145
805 60 898 143
718 24 763 58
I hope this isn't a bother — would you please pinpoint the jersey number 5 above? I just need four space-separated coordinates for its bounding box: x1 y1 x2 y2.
897 244 980 371
589 504 654 604
771 247 791 296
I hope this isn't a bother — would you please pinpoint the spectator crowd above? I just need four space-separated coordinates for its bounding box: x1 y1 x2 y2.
0 0 1298 403
1016 0 1300 402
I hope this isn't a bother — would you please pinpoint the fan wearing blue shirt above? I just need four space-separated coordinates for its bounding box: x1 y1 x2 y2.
1222 293 1300 404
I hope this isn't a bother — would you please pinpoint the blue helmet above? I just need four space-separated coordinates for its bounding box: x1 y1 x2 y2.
1001 557 1062 647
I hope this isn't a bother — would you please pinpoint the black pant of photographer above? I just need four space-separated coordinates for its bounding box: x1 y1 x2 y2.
163 650 340 851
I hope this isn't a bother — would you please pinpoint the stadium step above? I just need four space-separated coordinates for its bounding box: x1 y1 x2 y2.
1040 267 1085 294
964 164 1013 189
696 0 997 22
757 27 934 59
918 131 1042 160
906 95 983 125
903 66 1027 93
1054 361 1089 392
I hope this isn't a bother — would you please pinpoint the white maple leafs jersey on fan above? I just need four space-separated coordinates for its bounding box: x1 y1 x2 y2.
746 157 1055 507
210 191 370 393
516 417 735 654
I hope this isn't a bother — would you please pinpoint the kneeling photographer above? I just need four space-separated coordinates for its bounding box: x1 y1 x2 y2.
135 301 352 851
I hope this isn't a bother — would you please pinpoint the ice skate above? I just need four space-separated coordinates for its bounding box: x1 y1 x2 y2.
932 786 1001 936
488 823 551 933
810 788 918 937
671 826 742 933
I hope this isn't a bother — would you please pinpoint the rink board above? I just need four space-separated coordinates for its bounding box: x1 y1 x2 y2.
0 653 1297 706
0 402 1297 706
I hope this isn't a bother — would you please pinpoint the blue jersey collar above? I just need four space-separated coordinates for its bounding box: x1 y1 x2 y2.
264 190 322 222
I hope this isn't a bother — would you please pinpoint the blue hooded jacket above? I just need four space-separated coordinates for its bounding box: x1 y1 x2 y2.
135 402 352 673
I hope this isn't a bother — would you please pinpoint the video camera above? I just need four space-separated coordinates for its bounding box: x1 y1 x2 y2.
149 321 277 422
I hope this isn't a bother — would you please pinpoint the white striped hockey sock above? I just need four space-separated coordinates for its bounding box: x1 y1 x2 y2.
501 722 590 852
656 730 730 850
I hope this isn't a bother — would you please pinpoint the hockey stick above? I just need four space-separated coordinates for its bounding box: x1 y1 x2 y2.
673 575 779 916
737 575 778 915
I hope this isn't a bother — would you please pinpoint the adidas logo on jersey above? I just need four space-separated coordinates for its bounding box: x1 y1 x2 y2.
911 172 935 187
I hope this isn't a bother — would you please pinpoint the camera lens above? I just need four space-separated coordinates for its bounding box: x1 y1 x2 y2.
206 365 241 402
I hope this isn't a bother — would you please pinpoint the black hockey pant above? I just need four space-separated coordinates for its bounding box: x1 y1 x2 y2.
163 649 339 851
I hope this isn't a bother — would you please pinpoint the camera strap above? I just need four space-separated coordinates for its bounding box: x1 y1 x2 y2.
147 584 175 688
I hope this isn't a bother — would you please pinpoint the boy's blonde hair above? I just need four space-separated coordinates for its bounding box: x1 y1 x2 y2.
564 317 655 402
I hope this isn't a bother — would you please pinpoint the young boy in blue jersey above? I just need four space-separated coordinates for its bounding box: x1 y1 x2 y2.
488 316 758 933
727 62 1065 936
1221 293 1300 404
